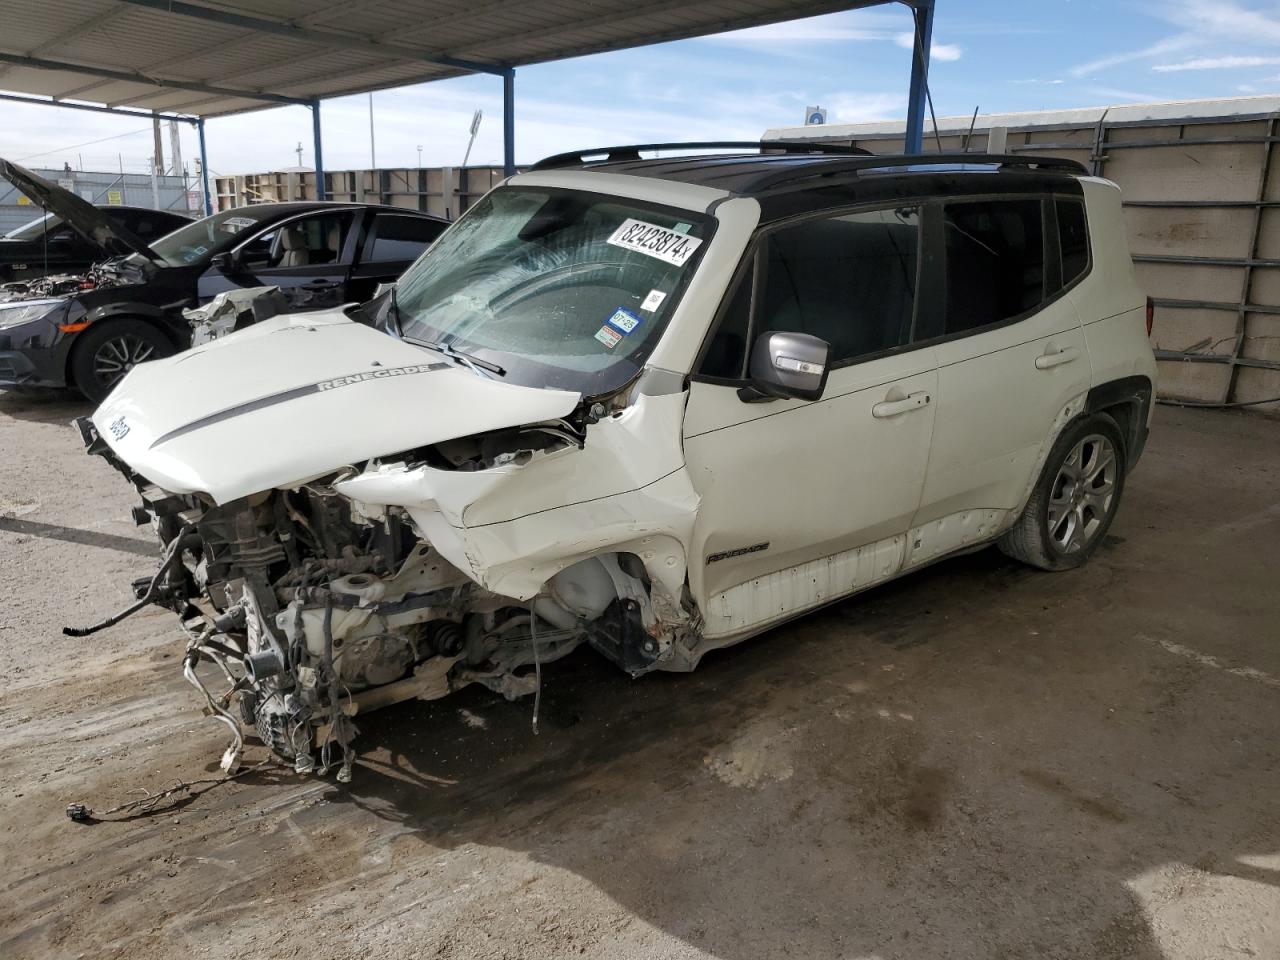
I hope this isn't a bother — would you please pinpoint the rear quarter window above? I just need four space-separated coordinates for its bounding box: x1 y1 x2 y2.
1057 198 1090 287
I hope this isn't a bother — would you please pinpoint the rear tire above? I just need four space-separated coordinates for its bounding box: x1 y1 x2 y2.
998 413 1126 571
70 320 174 404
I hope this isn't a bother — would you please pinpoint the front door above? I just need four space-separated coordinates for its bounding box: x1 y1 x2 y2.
682 205 938 639
199 210 354 309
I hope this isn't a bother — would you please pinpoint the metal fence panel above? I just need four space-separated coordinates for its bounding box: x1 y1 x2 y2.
0 167 191 234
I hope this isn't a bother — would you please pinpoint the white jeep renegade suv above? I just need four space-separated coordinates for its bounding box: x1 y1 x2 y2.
78 143 1156 777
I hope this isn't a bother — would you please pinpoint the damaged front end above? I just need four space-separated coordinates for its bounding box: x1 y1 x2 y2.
69 179 725 779
72 354 699 780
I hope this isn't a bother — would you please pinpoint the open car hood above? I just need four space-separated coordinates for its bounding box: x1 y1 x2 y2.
92 310 582 504
0 157 160 263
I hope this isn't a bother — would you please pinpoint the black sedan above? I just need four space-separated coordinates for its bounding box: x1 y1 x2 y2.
0 204 191 282
0 194 448 402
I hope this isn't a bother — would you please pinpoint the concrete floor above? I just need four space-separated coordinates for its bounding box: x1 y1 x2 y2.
0 392 1277 960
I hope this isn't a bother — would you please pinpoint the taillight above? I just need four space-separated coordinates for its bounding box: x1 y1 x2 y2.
1145 297 1154 337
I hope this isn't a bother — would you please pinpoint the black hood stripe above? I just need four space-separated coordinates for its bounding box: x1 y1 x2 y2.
149 362 450 448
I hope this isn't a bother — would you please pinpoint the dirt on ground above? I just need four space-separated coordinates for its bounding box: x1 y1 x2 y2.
1 390 1278 960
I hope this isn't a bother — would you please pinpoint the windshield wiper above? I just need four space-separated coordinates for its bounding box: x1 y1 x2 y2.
387 284 404 337
407 335 506 378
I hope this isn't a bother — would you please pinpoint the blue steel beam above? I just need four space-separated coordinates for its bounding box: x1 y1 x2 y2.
116 0 509 77
904 0 935 155
312 101 326 201
197 116 211 215
503 69 516 177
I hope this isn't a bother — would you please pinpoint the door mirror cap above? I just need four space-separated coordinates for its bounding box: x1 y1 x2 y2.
743 330 832 402
210 251 237 273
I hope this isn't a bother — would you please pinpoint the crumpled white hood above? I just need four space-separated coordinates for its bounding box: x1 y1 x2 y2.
92 310 580 504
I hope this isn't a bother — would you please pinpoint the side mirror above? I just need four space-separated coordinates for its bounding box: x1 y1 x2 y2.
210 251 237 273
741 330 832 402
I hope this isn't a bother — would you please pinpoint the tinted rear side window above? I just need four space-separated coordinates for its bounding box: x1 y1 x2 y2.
940 199 1045 335
756 206 919 364
367 215 445 262
1057 199 1089 286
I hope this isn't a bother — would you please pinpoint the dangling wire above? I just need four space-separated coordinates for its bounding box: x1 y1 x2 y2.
529 609 542 736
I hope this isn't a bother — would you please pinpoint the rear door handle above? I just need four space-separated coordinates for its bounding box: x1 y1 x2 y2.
1035 346 1079 369
872 390 931 419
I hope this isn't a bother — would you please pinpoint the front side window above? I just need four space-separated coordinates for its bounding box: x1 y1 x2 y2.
395 187 714 396
698 206 920 378
758 207 919 364
937 198 1046 336
240 213 351 270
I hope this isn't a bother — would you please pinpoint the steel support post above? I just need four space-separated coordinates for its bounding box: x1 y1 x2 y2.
503 68 515 178
195 115 211 215
312 100 326 200
904 0 934 155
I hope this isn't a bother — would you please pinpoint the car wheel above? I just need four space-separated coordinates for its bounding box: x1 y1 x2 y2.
998 413 1127 572
70 320 173 404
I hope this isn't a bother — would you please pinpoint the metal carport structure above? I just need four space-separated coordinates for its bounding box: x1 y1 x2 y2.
0 0 937 215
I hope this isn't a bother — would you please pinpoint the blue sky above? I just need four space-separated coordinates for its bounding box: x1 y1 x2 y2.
4 0 1280 178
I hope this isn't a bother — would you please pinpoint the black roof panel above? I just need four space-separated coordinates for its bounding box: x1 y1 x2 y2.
529 143 1088 198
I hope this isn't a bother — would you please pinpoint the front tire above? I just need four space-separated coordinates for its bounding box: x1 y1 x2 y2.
70 320 174 404
999 413 1126 571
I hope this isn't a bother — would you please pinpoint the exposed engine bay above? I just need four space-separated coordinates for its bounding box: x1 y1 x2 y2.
73 390 697 781
0 264 121 303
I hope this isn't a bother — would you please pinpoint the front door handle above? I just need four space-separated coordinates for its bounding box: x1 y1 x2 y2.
872 390 931 419
1035 346 1079 369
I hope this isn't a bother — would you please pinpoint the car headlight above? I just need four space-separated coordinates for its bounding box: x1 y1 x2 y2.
0 298 66 330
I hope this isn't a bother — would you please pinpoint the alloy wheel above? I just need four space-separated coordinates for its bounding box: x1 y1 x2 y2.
93 334 156 389
1047 433 1117 554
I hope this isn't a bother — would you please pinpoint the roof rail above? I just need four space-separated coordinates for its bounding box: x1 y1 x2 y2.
529 140 873 171
744 152 1090 194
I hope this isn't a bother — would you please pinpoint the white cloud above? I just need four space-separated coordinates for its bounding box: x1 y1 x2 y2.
824 92 909 124
893 31 961 61
1161 0 1280 45
1153 54 1280 71
1069 35 1196 78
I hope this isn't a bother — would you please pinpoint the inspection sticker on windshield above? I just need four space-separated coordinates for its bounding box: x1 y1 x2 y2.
594 325 623 349
607 218 702 267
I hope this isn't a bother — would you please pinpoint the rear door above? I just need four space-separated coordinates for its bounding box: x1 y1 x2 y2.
911 194 1091 559
349 212 447 302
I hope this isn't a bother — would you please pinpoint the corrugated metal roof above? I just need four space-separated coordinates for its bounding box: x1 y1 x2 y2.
0 0 896 117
